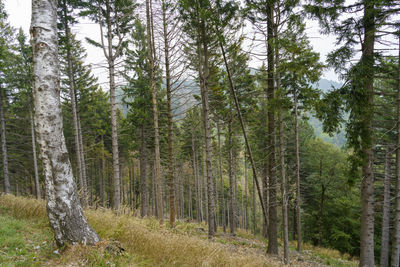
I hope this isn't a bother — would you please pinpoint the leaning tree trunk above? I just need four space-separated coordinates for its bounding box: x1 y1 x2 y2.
31 0 99 247
392 32 400 267
380 146 390 267
30 107 41 199
146 0 163 223
0 84 10 194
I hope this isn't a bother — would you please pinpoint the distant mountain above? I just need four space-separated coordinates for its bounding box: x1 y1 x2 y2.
309 79 346 147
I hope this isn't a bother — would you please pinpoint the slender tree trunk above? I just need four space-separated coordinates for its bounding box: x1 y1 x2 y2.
318 159 325 247
61 0 86 206
244 156 248 230
380 146 390 267
30 107 41 199
253 173 256 235
192 131 202 222
162 0 175 227
200 19 215 239
294 89 302 252
102 0 121 211
31 0 99 246
77 115 88 205
279 105 290 264
392 33 400 267
217 119 226 232
217 34 268 233
266 2 278 254
228 114 235 235
202 148 209 223
0 84 10 194
359 2 375 266
100 136 105 206
146 0 163 223
140 126 148 217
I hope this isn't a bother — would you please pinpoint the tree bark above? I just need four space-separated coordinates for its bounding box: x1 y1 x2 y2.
380 146 390 267
0 84 10 194
162 0 175 227
217 119 226 232
228 113 235 235
200 19 215 239
318 159 325 247
266 2 278 254
392 32 400 267
61 0 86 206
30 107 41 199
294 89 302 252
359 2 375 266
31 0 99 246
146 0 163 223
140 126 148 217
77 114 88 205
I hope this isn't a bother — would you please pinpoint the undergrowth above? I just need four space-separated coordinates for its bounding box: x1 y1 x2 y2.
0 195 359 267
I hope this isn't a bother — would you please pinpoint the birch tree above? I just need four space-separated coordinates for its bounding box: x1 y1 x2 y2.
31 0 99 246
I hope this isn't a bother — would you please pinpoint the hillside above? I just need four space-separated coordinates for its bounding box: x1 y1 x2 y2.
0 195 358 267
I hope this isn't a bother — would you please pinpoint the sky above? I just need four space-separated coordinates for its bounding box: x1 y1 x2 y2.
4 0 341 86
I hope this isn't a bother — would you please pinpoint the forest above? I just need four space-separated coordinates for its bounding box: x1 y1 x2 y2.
0 0 399 266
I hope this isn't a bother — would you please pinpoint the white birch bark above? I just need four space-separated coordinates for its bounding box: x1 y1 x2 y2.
31 0 99 247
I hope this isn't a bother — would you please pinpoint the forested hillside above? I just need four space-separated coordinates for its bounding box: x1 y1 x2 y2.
0 0 399 266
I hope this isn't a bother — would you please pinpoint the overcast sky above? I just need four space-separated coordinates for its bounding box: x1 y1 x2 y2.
5 0 341 86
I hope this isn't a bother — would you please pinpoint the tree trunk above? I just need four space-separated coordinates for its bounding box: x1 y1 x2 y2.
31 0 99 246
359 2 375 266
200 19 215 239
30 107 41 199
140 126 148 217
146 0 163 223
103 0 121 211
217 119 226 232
217 34 268 234
228 114 235 235
162 0 175 227
392 32 400 267
77 115 88 205
294 89 302 252
100 136 105 206
0 84 10 194
61 0 86 206
266 2 278 255
318 159 325 247
380 146 390 267
279 105 290 264
253 172 256 235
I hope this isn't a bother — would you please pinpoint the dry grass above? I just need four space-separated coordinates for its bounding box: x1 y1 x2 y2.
0 195 358 267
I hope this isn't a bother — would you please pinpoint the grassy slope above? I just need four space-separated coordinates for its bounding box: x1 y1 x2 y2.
0 195 357 267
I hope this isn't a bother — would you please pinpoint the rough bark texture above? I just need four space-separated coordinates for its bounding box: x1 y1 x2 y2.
392 33 400 267
30 107 41 199
0 84 10 194
359 2 375 266
380 146 390 267
31 0 99 247
294 90 302 252
146 0 163 223
200 19 215 239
